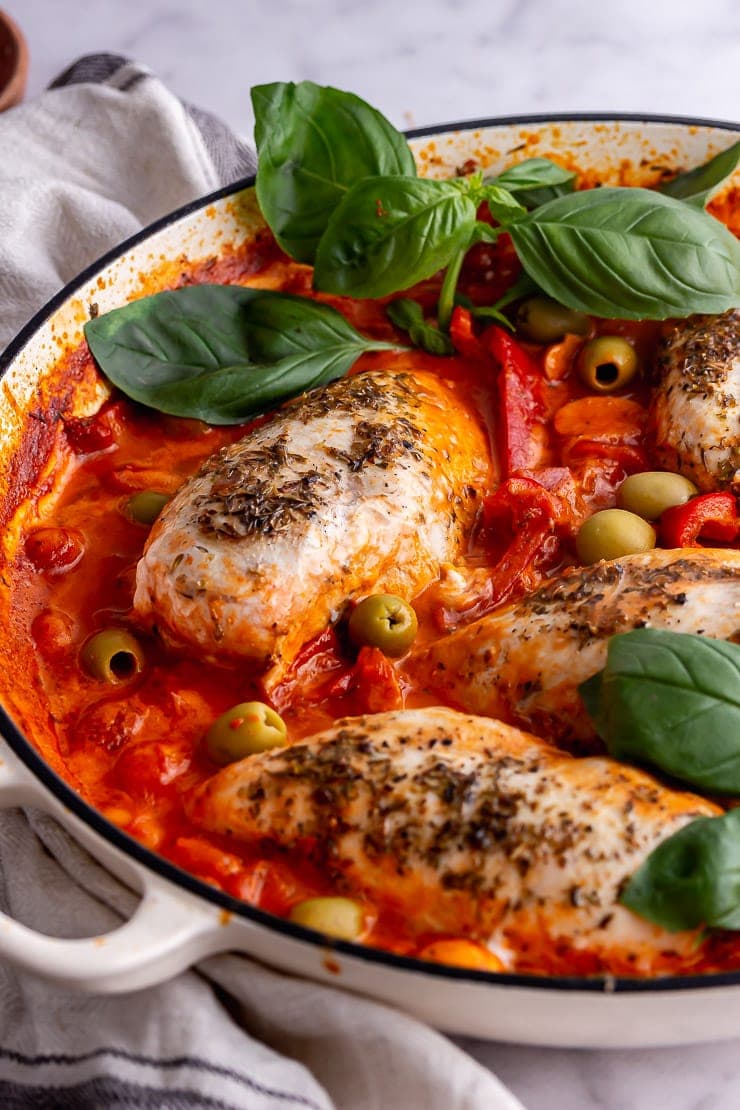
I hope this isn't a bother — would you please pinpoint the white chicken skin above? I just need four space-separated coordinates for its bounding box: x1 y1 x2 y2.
189 707 718 973
411 549 740 747
649 310 739 491
134 369 489 687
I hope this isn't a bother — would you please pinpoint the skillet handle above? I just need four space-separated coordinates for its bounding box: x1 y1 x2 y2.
0 738 233 992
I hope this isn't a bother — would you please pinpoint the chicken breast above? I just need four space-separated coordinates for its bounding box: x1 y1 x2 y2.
649 310 739 491
134 369 489 685
189 707 718 973
411 548 740 747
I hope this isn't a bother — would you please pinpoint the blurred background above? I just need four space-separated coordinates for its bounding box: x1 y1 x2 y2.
6 0 739 137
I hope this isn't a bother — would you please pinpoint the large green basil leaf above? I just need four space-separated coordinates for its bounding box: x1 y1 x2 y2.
252 81 416 264
621 808 740 932
579 630 740 793
486 157 576 209
84 285 397 424
313 176 477 298
509 186 740 319
658 140 740 208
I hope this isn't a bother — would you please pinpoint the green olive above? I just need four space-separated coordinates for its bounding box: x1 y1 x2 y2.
515 296 591 344
289 896 365 941
348 594 418 657
80 628 145 683
617 471 698 521
205 701 287 764
577 335 640 393
576 508 657 564
126 490 170 526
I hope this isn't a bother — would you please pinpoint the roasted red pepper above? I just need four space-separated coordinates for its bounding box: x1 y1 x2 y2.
484 326 546 476
660 492 739 547
328 646 403 714
483 475 568 532
464 476 567 618
562 438 649 475
449 306 484 359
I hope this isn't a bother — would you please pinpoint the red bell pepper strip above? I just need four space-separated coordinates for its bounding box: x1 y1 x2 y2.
434 476 575 629
327 646 403 713
562 438 649 475
353 646 403 713
484 326 546 476
483 475 564 532
477 477 563 611
449 306 484 359
660 492 739 547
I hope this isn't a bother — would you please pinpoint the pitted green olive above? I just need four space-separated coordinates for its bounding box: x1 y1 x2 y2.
205 701 287 764
289 897 365 940
576 509 656 565
577 336 639 393
126 490 170 526
617 472 698 521
515 296 591 344
348 594 418 657
80 628 145 683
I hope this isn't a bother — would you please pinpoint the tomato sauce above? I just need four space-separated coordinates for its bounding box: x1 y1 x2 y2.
3 221 740 978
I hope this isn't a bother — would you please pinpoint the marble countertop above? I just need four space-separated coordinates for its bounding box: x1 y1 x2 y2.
4 1 740 1108
10 0 740 138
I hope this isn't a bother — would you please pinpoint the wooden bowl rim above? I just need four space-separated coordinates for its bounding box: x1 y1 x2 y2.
0 8 28 112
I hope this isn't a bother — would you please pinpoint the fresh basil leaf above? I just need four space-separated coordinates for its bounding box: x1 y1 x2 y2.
658 140 740 208
578 668 607 738
387 298 453 355
252 81 416 264
621 808 740 932
85 284 259 385
509 186 740 319
487 158 577 209
115 349 367 425
579 629 740 793
239 290 386 362
479 184 528 225
314 176 477 299
84 285 397 424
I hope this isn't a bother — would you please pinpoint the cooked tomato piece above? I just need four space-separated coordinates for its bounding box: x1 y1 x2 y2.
25 526 84 574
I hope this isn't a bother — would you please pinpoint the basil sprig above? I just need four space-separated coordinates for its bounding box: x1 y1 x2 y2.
621 809 740 933
84 286 398 424
252 82 740 322
658 139 740 208
580 629 740 793
252 81 415 263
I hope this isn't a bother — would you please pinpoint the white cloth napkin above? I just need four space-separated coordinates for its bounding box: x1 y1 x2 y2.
0 56 525 1110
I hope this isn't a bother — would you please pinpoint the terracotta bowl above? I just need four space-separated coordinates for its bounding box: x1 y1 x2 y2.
0 9 27 112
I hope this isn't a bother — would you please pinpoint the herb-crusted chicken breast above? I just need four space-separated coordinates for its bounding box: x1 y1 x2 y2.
412 548 740 746
649 310 740 491
189 707 718 972
134 369 489 686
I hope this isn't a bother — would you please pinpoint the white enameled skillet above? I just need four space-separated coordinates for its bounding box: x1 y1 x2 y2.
0 115 738 1048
